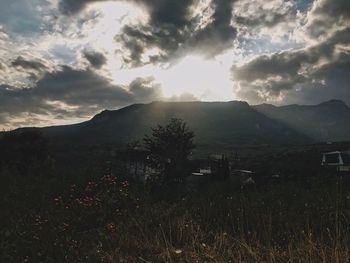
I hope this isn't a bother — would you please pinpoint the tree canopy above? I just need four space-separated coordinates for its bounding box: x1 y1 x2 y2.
143 118 195 182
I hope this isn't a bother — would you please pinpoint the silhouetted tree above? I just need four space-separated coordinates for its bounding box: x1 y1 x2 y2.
144 118 195 182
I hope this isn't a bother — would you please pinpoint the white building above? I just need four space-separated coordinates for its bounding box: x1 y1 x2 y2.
321 151 350 172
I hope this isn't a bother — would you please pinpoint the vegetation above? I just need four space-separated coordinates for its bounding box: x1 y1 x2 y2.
1 126 350 262
1 168 350 262
144 118 195 182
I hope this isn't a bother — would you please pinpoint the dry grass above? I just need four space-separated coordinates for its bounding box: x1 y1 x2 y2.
1 174 350 262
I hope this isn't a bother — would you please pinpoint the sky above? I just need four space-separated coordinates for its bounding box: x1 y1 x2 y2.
0 0 349 129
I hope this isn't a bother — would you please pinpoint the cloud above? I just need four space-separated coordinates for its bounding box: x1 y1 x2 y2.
11 56 48 72
58 0 236 66
185 0 236 57
116 0 236 66
303 0 350 40
129 77 162 102
232 27 350 104
167 92 198 102
58 0 97 15
233 0 296 30
113 0 200 67
83 50 107 69
59 0 195 26
0 66 162 129
0 0 53 36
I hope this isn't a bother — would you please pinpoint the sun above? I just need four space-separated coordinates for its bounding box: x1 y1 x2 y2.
157 54 235 101
86 2 235 102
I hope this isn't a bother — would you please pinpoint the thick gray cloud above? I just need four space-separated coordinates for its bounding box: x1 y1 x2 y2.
304 0 350 40
58 0 236 66
231 0 350 105
116 0 236 66
234 0 296 29
83 50 107 69
59 0 196 24
0 66 162 128
186 0 236 57
58 0 97 15
232 27 350 104
129 77 162 102
11 56 48 72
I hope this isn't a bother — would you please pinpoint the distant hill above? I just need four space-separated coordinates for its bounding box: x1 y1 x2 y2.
254 100 350 142
13 100 350 154
22 101 309 154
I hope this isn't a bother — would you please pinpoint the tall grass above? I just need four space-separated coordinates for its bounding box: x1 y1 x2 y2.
1 171 350 262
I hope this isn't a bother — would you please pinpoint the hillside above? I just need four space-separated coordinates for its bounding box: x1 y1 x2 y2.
254 100 350 142
33 101 311 153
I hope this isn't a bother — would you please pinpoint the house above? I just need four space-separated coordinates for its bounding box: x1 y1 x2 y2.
321 151 350 172
230 169 255 184
187 172 209 189
199 168 212 175
115 148 160 181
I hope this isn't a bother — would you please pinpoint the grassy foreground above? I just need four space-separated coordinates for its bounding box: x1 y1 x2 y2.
1 170 350 262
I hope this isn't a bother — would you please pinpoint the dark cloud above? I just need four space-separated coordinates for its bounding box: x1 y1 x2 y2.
59 0 196 21
83 50 107 69
304 0 350 39
186 0 236 57
0 66 162 127
58 0 99 15
284 59 350 105
117 0 236 66
234 0 296 29
11 56 47 72
232 27 350 104
129 77 162 102
114 0 198 67
58 0 236 66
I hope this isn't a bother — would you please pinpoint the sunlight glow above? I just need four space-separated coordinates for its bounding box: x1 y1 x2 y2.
84 2 236 102
85 1 146 58
158 55 234 101
112 53 235 101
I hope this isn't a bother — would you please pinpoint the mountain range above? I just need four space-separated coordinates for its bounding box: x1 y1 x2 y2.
13 99 350 152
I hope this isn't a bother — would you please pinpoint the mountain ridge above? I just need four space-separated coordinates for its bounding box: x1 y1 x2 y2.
10 99 350 154
254 99 350 142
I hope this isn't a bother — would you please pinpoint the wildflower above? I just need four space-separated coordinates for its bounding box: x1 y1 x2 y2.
53 196 62 205
106 222 117 233
85 181 97 192
121 180 129 187
77 196 96 207
63 223 70 231
101 175 117 185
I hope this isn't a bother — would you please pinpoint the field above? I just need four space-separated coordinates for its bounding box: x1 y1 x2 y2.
1 157 350 262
